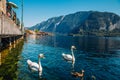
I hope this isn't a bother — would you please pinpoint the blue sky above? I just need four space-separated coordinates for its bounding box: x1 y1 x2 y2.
10 0 120 27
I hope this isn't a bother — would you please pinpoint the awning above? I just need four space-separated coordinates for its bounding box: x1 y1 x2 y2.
7 2 18 9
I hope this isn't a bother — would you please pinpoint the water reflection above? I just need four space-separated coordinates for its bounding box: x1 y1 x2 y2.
0 40 24 80
26 35 120 59
30 35 120 53
78 37 120 53
0 53 1 66
23 35 120 80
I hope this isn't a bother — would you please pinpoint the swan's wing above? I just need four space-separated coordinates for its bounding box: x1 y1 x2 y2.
30 66 39 72
27 59 39 71
31 62 42 74
30 62 39 69
27 59 32 65
62 54 72 61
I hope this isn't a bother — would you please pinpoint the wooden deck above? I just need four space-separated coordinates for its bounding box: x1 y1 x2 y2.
0 11 23 38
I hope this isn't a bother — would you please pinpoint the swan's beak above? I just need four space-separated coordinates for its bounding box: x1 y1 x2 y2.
41 54 45 59
42 55 45 59
74 47 76 49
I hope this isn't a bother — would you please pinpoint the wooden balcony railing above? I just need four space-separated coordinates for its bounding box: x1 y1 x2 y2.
0 11 22 37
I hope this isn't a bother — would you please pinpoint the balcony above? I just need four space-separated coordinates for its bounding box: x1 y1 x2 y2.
0 11 22 37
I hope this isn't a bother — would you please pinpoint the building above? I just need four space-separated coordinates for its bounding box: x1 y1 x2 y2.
0 0 6 14
0 0 23 50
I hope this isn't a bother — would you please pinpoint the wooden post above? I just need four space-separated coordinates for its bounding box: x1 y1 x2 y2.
13 36 15 44
9 37 12 46
0 38 2 50
13 42 16 48
0 38 2 65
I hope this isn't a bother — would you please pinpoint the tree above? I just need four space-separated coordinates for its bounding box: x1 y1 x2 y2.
34 29 39 33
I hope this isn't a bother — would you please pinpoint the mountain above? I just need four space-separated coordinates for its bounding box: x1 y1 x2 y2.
29 11 120 36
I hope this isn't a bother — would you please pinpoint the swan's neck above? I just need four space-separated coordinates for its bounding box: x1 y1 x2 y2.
71 49 74 57
71 49 75 62
38 58 42 70
38 58 42 77
82 72 84 76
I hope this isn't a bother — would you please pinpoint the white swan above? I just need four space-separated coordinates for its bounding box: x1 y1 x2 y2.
27 54 45 77
62 46 76 64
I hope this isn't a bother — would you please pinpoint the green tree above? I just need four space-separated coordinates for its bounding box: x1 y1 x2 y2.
34 29 39 33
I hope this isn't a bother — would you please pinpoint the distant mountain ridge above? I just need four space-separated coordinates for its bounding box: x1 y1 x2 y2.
29 11 120 36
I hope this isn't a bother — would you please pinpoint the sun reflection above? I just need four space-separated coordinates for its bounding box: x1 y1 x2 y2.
0 53 1 65
0 39 24 80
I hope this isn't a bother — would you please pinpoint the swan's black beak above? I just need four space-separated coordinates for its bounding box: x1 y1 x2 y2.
74 47 76 49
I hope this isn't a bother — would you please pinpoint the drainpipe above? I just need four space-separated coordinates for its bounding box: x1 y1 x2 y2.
21 0 24 34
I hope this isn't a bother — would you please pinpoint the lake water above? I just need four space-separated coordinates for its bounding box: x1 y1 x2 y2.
0 35 120 80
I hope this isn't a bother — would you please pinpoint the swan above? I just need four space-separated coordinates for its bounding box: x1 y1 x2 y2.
62 46 76 64
27 54 45 77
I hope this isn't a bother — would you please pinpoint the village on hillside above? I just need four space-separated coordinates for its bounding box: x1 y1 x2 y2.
25 29 49 36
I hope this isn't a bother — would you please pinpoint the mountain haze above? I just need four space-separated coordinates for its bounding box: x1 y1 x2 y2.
29 11 120 35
